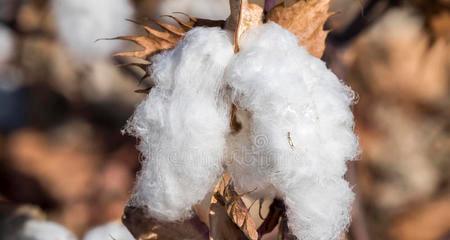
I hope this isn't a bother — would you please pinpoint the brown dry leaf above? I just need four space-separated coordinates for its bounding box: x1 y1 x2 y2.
112 18 188 59
114 14 226 60
112 15 226 86
109 16 191 88
209 174 258 240
228 0 264 52
209 195 249 240
122 206 209 240
268 0 332 58
257 199 285 237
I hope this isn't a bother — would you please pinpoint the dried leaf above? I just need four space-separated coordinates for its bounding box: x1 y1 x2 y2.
161 15 195 31
278 215 297 240
112 18 188 60
209 196 249 240
107 16 190 89
122 206 209 240
128 19 180 44
151 18 187 37
257 199 285 237
113 35 167 59
112 14 227 86
227 0 264 52
209 175 258 240
268 0 333 58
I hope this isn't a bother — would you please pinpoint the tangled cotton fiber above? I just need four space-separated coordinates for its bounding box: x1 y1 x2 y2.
52 0 133 61
225 22 358 240
124 27 234 221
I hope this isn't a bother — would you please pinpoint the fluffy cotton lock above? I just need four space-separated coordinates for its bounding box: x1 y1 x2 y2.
225 22 358 240
124 27 234 221
52 0 133 61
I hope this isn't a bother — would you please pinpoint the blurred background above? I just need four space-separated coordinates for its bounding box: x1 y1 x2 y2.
0 0 448 239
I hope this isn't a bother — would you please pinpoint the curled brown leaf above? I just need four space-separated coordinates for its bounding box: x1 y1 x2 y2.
112 18 188 60
209 175 258 240
268 0 333 57
227 0 264 52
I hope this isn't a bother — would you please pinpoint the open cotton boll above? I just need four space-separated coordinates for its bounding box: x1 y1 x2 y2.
52 0 133 61
226 22 358 240
83 222 133 240
20 219 77 240
159 0 230 20
125 27 234 221
0 24 14 64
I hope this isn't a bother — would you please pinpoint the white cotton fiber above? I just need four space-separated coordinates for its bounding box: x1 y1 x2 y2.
159 0 230 20
125 27 234 221
20 219 77 240
0 24 14 64
225 22 358 240
52 0 134 61
83 222 133 240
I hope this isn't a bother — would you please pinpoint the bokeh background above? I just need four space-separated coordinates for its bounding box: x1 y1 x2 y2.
0 0 449 239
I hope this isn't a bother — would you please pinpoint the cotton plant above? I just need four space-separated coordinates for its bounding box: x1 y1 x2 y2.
51 0 134 61
120 0 358 239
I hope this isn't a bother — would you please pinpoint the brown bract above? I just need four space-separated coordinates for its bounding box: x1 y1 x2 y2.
112 18 189 60
268 0 332 58
209 174 258 240
227 0 264 52
111 15 226 91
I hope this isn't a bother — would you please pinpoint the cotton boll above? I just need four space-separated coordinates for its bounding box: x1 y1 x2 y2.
159 0 230 20
125 27 234 221
20 219 77 240
226 22 358 240
83 222 133 240
0 24 14 64
52 0 134 61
